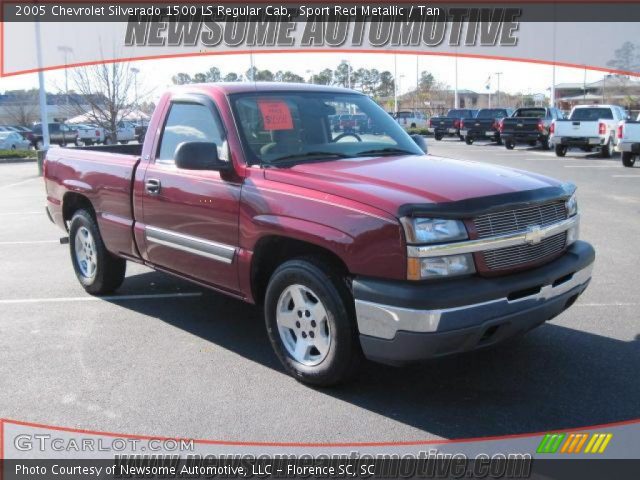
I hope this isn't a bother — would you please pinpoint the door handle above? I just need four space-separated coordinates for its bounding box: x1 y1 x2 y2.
145 179 161 194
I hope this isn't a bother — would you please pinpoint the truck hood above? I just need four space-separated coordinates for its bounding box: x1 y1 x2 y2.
264 154 562 217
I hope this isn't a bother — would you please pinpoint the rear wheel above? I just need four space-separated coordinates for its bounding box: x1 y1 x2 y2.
622 152 636 167
434 133 443 141
541 137 551 150
264 258 362 386
69 210 126 295
601 137 613 158
465 136 474 145
505 140 515 150
555 145 568 157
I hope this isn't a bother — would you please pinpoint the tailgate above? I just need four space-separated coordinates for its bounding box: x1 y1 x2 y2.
621 122 640 142
555 120 599 137
502 118 539 132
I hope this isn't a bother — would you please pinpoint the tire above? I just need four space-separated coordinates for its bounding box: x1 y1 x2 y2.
264 257 362 387
11 145 16 150
505 140 515 150
622 152 636 167
36 140 44 150
465 136 474 145
555 145 568 157
601 137 612 158
410 123 416 128
69 210 126 295
434 133 443 141
541 137 551 150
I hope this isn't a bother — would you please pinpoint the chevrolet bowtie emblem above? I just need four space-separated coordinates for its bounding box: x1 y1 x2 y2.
524 226 545 245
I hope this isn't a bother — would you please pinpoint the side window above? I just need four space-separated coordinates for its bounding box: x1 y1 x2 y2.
157 102 226 164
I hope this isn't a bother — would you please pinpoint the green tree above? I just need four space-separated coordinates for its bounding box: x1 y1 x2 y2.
223 72 242 82
314 68 334 85
205 67 221 82
172 73 192 85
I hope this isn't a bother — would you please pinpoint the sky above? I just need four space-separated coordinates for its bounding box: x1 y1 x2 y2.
0 51 614 102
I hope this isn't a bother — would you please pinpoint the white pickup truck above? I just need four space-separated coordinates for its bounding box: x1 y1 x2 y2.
551 105 628 158
616 113 640 167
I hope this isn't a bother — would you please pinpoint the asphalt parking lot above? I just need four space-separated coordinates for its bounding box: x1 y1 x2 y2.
1 140 638 442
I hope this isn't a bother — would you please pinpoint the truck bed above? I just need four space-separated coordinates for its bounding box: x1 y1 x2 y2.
43 144 142 260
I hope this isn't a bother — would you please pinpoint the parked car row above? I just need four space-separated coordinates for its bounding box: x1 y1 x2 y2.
418 104 638 168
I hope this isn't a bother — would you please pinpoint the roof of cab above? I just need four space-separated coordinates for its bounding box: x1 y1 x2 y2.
171 82 359 95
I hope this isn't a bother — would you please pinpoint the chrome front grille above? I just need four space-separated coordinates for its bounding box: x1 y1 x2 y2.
474 201 569 271
482 232 567 270
474 201 567 239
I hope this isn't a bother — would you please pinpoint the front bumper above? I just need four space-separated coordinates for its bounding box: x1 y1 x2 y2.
354 241 594 365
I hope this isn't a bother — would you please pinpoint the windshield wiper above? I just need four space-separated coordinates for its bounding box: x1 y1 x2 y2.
355 147 419 157
267 151 352 166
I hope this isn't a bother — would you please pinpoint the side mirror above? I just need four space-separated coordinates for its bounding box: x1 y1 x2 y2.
174 142 229 171
411 134 428 154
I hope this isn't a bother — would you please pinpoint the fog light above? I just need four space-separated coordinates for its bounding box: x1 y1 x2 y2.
420 254 476 279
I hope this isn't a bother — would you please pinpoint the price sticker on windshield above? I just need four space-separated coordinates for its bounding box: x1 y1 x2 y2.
258 100 294 130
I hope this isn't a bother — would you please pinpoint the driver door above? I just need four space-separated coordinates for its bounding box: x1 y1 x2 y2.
140 95 242 294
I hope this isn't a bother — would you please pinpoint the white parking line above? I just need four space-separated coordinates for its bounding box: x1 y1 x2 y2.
0 292 202 305
0 211 42 216
563 165 619 168
0 240 59 245
575 302 639 307
0 177 40 190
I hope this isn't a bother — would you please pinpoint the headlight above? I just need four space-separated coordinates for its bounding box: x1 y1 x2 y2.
566 193 578 217
408 254 476 280
401 217 468 244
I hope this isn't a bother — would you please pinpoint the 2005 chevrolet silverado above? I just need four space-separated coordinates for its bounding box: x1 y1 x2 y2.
44 83 595 386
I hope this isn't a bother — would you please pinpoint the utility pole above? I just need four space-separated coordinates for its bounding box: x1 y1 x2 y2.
454 53 459 108
306 69 314 84
394 55 398 113
415 55 419 112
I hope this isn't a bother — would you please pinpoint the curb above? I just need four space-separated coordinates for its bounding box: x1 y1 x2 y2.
0 157 37 164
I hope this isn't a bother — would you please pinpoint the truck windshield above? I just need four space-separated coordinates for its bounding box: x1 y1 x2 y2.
570 108 614 121
230 92 423 166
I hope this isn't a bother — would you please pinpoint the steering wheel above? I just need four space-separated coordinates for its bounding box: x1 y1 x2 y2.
333 132 362 143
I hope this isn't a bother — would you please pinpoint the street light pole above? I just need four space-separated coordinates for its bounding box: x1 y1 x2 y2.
57 45 73 117
35 21 50 150
130 67 140 108
494 72 503 106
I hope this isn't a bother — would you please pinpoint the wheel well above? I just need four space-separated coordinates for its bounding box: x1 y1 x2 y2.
62 192 95 227
251 236 350 305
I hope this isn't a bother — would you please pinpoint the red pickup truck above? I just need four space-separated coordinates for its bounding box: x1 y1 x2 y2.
44 83 594 386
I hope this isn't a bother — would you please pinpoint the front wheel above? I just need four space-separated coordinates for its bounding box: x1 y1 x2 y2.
622 152 636 167
264 258 362 386
69 210 126 295
555 145 568 157
434 133 443 141
505 140 515 150
465 136 474 145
